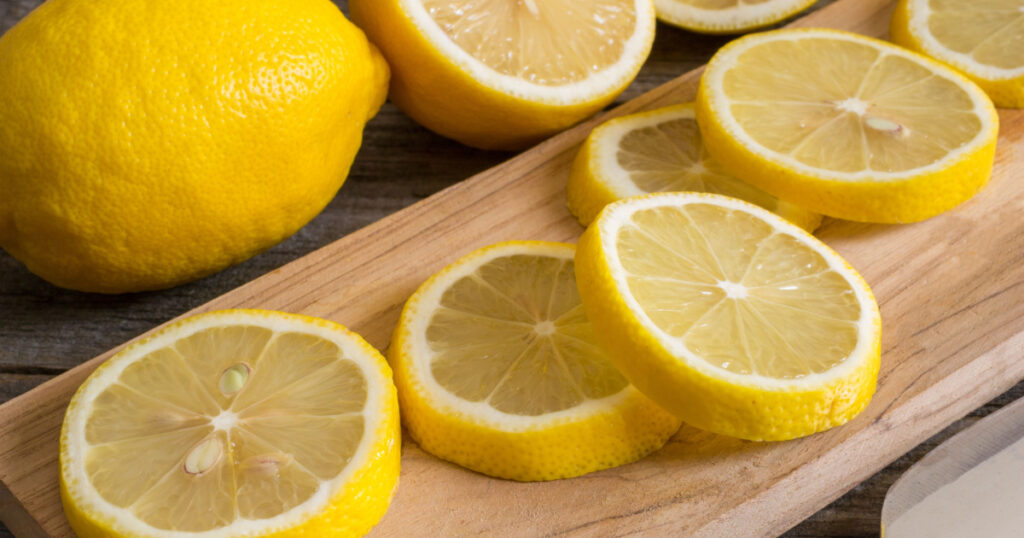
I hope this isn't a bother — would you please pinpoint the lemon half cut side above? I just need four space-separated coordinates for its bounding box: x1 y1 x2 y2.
350 0 657 149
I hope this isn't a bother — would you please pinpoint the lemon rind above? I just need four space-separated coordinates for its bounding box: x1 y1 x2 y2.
60 309 397 538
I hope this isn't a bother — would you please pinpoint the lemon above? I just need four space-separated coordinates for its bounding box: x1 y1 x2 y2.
575 193 881 441
389 241 680 481
60 310 399 537
891 0 1024 108
350 0 655 150
695 28 999 223
566 102 821 231
655 0 815 34
0 0 389 293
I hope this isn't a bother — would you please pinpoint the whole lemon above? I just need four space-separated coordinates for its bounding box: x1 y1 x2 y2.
0 0 388 293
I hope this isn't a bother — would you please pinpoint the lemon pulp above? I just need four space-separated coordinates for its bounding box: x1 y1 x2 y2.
618 202 861 378
567 104 821 230
891 0 1024 108
609 106 818 228
86 328 365 529
423 0 637 85
722 37 985 173
618 111 776 201
425 250 628 415
922 0 1024 70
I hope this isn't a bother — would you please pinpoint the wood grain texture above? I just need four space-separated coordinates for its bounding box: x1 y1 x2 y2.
2 0 1022 536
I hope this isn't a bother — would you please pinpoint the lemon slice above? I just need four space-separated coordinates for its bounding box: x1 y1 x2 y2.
654 0 815 34
696 28 999 223
350 0 656 150
60 310 400 537
891 0 1024 108
566 102 821 231
575 193 881 441
390 241 680 481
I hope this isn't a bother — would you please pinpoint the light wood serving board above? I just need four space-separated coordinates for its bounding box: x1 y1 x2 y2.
2 0 1023 535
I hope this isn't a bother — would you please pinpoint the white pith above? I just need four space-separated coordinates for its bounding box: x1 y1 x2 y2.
404 242 636 432
398 0 656 104
703 29 998 182
655 0 813 29
62 311 390 537
598 193 880 390
210 410 238 432
907 0 1024 80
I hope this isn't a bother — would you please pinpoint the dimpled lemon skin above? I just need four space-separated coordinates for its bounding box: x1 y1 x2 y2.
0 0 388 293
349 0 655 151
574 196 881 441
59 310 401 538
890 0 1024 108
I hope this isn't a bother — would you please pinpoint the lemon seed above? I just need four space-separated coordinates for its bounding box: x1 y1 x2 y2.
184 437 223 475
218 363 250 396
865 116 909 138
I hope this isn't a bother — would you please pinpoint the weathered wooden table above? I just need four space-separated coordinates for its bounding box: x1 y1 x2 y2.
1 0 1021 535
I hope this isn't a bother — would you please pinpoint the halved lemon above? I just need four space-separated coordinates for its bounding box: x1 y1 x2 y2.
60 310 400 537
575 193 881 441
566 102 821 231
696 28 999 223
891 0 1024 108
655 0 815 34
389 241 680 481
350 0 656 150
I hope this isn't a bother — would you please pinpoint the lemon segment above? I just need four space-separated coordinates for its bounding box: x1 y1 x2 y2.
696 28 999 223
350 0 656 150
891 0 1024 108
566 103 821 231
390 241 681 481
60 310 400 537
655 0 815 34
575 193 881 441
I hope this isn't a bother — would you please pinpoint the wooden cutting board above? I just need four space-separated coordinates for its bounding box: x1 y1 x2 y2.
2 0 1023 535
